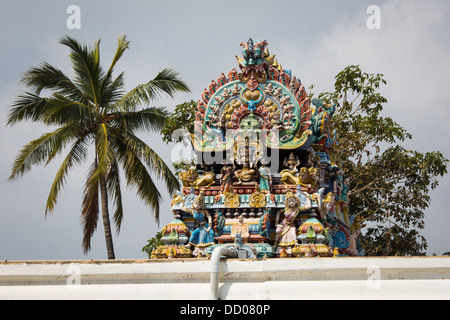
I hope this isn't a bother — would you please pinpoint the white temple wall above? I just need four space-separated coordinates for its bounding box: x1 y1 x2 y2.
1 257 449 300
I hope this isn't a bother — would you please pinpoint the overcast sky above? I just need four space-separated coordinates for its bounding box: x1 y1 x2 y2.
1 0 449 260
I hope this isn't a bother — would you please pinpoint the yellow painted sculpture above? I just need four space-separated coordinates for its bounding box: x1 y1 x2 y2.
249 184 267 208
280 167 311 187
234 162 257 184
179 166 215 189
224 187 240 208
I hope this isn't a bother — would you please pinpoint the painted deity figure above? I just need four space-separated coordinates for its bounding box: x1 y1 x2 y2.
234 139 257 184
179 166 215 189
308 167 320 190
322 192 336 218
298 167 311 187
342 176 351 223
258 163 272 194
280 153 303 185
275 191 312 255
283 152 300 174
230 215 250 244
219 159 235 194
180 191 215 256
306 147 320 168
234 162 257 184
349 216 364 256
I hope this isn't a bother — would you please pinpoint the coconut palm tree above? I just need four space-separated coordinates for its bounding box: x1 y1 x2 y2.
7 35 190 259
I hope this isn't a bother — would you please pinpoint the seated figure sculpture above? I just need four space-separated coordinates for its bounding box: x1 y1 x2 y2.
283 152 300 173
230 215 250 244
234 162 257 185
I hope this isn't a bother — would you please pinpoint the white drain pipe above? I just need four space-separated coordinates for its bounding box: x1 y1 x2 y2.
210 246 238 300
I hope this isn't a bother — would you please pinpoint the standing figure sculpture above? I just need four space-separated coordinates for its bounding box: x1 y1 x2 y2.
219 159 235 194
180 191 215 257
258 163 272 194
275 191 312 256
340 176 351 225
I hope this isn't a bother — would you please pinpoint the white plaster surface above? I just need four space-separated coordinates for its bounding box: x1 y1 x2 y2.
0 257 449 300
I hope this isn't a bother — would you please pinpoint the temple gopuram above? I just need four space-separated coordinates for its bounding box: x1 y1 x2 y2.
151 39 365 259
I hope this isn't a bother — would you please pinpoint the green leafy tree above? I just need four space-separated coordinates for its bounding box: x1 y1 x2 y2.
161 100 197 174
7 35 190 259
141 231 164 258
161 100 197 144
318 65 448 256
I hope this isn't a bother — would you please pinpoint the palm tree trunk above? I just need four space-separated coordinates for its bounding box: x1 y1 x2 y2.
100 174 115 259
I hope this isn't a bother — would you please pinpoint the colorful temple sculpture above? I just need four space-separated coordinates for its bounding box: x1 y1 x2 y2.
151 38 365 259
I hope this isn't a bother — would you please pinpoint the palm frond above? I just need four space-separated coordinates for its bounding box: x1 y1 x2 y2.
111 67 190 112
110 106 168 132
107 158 124 234
7 92 48 126
9 124 81 181
107 34 130 76
115 139 162 222
45 137 89 215
99 35 130 96
148 68 191 98
7 92 96 127
59 35 104 107
89 123 115 188
41 93 98 126
99 72 125 109
81 159 100 254
20 61 87 103
122 131 180 195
